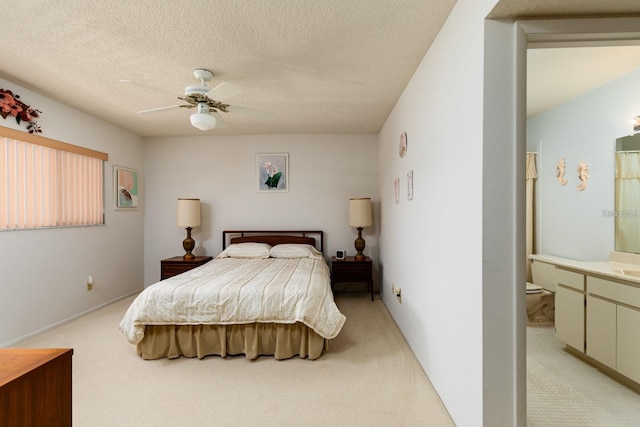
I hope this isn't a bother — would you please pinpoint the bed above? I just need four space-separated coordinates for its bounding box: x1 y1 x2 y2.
119 230 346 360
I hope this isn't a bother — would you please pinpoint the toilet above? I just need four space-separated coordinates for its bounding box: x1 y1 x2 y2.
526 259 555 326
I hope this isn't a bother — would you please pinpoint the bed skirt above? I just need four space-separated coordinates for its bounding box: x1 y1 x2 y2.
136 322 329 360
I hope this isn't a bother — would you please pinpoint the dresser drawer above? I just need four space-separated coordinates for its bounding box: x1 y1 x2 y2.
588 276 640 309
332 262 371 277
556 268 585 291
160 256 213 280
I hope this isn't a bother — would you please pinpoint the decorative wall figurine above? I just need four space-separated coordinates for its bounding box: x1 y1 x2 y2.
556 158 567 186
407 170 414 200
577 160 589 191
394 177 400 204
399 132 407 158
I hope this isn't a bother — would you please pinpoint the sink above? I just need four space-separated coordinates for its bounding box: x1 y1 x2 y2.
615 269 640 277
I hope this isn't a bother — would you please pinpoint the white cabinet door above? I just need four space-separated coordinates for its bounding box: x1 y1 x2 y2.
555 285 585 352
617 305 640 384
586 295 616 369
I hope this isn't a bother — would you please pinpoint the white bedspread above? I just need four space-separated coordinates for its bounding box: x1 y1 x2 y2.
119 257 346 344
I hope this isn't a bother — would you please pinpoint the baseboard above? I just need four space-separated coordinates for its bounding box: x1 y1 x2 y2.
1 289 141 348
565 345 640 395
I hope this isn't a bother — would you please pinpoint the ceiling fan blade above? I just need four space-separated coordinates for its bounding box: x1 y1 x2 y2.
120 79 178 97
226 105 274 119
137 105 184 114
205 82 242 101
211 112 228 129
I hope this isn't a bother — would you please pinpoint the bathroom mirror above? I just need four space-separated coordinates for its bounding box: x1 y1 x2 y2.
614 133 640 254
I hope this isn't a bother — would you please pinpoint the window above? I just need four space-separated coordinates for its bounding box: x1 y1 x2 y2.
0 126 108 230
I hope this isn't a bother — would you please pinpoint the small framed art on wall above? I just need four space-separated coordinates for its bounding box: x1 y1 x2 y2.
256 153 289 192
114 165 139 209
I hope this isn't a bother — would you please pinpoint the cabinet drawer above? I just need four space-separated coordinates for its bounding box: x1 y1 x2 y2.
331 257 372 284
160 256 213 280
588 276 640 309
332 263 371 275
161 264 194 280
333 270 371 282
556 268 585 291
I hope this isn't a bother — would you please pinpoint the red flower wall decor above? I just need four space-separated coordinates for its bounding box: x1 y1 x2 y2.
0 89 42 133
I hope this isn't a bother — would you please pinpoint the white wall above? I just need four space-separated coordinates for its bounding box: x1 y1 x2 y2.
0 78 145 346
143 134 379 287
378 1 503 425
527 67 640 261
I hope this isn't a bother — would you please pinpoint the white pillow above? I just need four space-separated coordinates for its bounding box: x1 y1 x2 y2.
269 244 323 259
215 243 272 259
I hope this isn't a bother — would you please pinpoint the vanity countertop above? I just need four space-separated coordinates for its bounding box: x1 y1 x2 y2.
529 253 640 286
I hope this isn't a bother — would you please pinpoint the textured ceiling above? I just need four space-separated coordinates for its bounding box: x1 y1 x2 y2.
1 0 457 137
490 0 640 118
3 1 640 138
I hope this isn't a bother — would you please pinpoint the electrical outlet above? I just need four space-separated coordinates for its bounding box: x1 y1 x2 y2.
391 284 401 303
87 275 93 291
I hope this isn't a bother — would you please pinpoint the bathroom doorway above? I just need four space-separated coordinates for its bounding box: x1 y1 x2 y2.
524 29 640 425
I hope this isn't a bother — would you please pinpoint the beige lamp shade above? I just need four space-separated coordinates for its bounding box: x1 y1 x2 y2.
349 197 372 227
177 198 201 227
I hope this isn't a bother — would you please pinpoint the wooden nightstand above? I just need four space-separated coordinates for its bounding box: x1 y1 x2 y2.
160 256 213 280
331 256 374 301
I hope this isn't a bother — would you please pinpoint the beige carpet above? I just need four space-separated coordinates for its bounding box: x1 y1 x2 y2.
16 292 454 426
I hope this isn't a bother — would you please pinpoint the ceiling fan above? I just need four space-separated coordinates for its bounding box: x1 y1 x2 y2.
123 68 247 131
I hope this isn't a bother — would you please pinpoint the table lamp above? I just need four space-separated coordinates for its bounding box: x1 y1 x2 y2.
349 197 372 261
177 198 201 259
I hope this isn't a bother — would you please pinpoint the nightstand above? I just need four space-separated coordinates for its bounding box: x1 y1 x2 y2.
160 256 213 280
331 256 374 301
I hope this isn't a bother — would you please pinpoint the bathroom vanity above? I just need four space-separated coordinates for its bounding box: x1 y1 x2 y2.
529 253 640 389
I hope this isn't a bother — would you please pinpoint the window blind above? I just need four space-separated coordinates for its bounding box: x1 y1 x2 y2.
0 129 107 230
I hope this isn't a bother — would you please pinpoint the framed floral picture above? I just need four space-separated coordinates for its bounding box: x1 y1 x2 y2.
114 165 139 209
256 153 289 192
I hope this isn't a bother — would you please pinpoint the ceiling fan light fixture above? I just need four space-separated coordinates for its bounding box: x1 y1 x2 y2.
190 112 217 130
190 102 217 131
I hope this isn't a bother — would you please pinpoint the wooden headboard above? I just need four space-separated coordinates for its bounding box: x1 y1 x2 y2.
222 230 324 253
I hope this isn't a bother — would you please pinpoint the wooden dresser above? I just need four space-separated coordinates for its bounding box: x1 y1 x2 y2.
0 348 73 426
